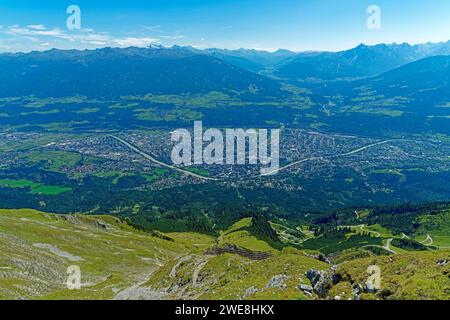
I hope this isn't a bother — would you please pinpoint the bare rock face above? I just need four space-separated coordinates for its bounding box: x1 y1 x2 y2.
298 283 313 296
305 266 340 297
436 259 448 266
298 284 313 292
95 220 108 229
352 283 363 300
242 286 258 299
304 252 332 265
266 274 288 288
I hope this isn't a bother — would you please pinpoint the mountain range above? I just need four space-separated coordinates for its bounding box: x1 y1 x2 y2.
275 42 450 80
0 41 449 122
361 55 450 107
0 46 282 98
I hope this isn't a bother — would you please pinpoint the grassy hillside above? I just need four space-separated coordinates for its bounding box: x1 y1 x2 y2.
0 209 448 300
145 248 328 300
0 209 188 299
334 251 450 300
145 218 327 300
218 218 278 252
414 209 450 247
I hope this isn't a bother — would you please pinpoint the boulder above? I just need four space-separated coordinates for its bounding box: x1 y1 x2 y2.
305 266 340 297
298 284 313 292
436 259 448 266
352 283 363 300
242 286 258 299
266 274 287 288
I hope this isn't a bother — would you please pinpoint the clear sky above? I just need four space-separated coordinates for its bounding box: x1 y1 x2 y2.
0 0 449 53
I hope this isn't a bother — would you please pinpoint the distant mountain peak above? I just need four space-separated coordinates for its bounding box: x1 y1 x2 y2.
274 49 295 54
148 43 165 50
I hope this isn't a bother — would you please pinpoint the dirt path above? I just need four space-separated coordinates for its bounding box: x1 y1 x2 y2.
359 225 381 238
113 272 166 300
364 238 397 255
341 224 381 238
383 239 397 254
192 258 210 288
170 255 193 278
421 234 433 246
114 254 189 300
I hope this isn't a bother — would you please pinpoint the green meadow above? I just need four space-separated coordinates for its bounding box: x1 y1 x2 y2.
0 179 71 195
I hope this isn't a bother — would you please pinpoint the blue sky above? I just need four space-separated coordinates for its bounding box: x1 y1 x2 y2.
0 0 449 52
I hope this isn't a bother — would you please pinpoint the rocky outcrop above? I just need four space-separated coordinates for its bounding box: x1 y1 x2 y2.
304 252 332 264
242 286 258 299
298 283 313 297
266 275 287 288
351 283 363 300
305 266 340 297
436 259 448 266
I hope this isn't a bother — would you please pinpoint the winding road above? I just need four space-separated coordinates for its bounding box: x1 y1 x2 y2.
420 234 434 246
363 238 397 255
383 238 397 254
262 139 397 176
359 225 381 238
341 224 382 238
109 134 218 181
